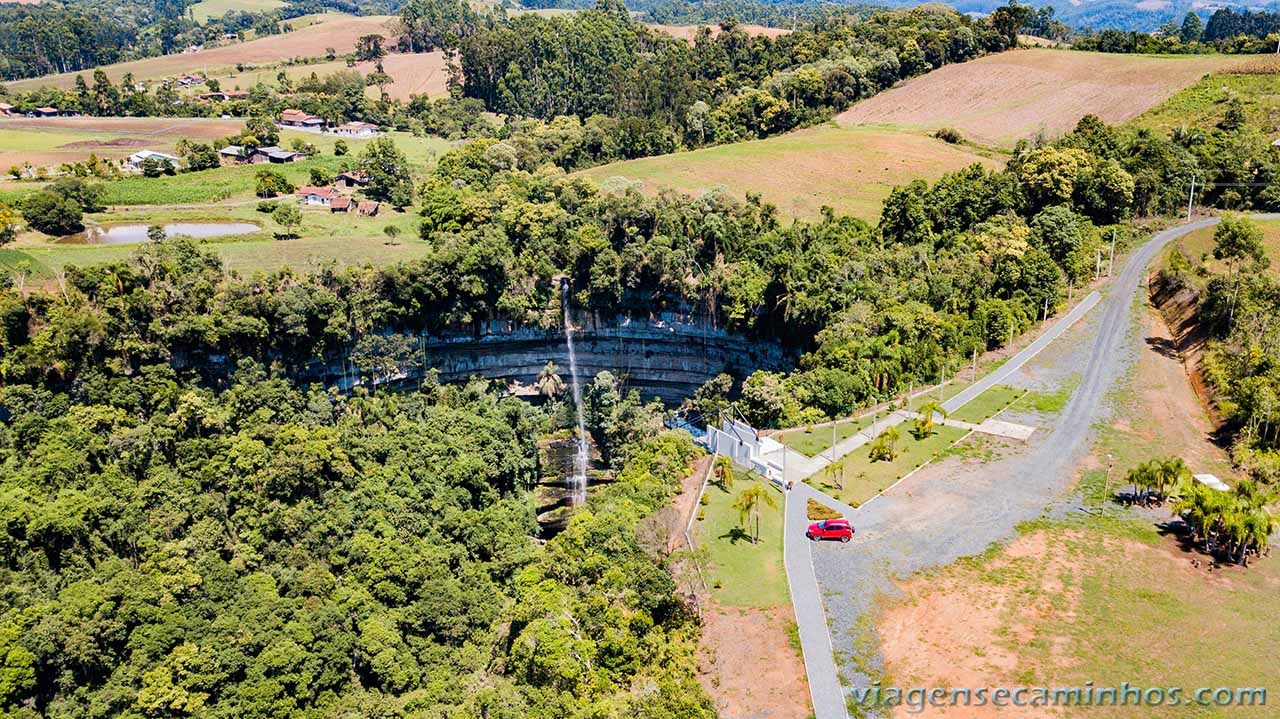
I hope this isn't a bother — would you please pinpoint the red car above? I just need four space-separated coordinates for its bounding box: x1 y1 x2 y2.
807 518 854 542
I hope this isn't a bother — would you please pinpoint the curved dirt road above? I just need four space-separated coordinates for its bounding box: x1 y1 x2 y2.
786 215 1278 719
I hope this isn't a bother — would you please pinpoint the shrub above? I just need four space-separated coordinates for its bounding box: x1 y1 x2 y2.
934 127 964 144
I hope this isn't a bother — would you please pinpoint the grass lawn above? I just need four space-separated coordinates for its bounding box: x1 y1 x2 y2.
696 471 790 609
809 424 968 507
777 414 875 458
887 514 1280 719
948 384 1028 424
575 124 1001 222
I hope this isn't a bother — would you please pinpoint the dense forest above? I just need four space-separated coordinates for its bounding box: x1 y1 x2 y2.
456 0 1025 147
0 284 712 714
1074 7 1280 53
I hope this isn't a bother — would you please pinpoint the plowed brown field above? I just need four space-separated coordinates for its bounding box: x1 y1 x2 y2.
9 14 397 91
837 49 1249 147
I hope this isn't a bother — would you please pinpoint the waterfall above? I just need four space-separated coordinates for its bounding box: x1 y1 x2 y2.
562 282 589 504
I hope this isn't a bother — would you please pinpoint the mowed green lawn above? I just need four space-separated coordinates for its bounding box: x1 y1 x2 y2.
576 124 1002 222
696 471 789 608
778 414 876 458
809 424 968 507
947 384 1028 424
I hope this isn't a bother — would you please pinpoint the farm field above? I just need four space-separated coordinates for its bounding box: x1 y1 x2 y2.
189 0 283 22
838 49 1250 147
878 516 1280 719
646 23 790 41
1127 58 1280 137
0 117 245 169
0 123 451 202
8 14 395 91
577 124 1002 221
206 51 451 101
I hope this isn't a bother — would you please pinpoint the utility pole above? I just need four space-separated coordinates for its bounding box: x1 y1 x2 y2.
1068 278 1073 302
1095 248 1101 281
1042 295 1049 322
1186 175 1196 222
1108 229 1115 276
972 348 978 380
1009 316 1015 349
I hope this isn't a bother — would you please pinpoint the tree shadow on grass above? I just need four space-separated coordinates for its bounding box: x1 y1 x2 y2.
718 526 752 545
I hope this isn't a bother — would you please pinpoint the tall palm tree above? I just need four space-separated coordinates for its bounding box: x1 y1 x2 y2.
733 484 776 544
535 361 564 399
713 455 735 491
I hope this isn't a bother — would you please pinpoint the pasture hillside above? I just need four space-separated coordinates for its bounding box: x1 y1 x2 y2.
837 49 1248 147
206 51 451 101
189 0 284 22
8 14 396 91
1126 55 1280 138
0 117 245 169
576 124 1001 222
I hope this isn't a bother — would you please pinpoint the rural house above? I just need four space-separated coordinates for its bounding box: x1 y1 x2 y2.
30 107 63 118
0 103 15 116
330 197 352 213
336 170 370 190
218 145 248 164
357 201 380 217
127 150 180 171
297 186 339 207
250 146 306 164
279 108 323 129
333 122 380 139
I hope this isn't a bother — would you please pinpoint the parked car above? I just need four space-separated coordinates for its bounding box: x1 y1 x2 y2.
806 518 854 542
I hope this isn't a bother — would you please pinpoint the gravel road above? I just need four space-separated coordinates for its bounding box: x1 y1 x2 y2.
787 216 1278 718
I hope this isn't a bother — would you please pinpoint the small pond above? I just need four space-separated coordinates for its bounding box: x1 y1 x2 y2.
64 222 261 245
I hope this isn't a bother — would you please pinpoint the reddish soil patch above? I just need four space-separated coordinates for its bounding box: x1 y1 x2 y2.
878 531 1083 719
355 51 450 101
838 49 1247 147
698 603 811 719
879 529 1239 718
669 454 713 553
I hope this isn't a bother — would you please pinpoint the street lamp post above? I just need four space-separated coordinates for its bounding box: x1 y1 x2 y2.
1104 453 1114 503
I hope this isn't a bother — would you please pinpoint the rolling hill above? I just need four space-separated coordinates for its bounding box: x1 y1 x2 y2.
837 48 1249 148
7 14 397 91
576 124 1002 222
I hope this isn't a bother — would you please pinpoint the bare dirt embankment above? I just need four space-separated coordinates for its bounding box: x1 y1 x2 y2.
837 49 1247 147
1148 271 1221 429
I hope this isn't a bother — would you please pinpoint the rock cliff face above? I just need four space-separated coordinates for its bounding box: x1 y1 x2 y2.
322 311 793 404
426 313 789 403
